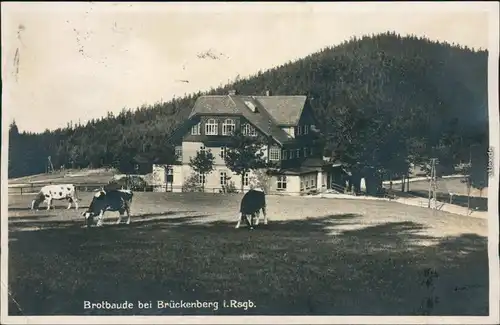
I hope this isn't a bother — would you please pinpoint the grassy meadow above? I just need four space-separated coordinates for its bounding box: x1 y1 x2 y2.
7 192 489 316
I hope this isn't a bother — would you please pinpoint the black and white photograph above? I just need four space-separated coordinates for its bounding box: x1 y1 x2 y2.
1 2 499 324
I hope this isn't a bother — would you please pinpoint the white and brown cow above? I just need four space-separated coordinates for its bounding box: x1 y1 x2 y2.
82 189 133 227
30 184 79 211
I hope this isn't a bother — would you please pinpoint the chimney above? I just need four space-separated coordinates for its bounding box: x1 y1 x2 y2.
265 90 271 96
228 89 236 96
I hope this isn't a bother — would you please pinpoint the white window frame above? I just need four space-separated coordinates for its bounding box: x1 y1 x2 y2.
304 125 309 135
242 123 257 137
277 175 287 190
296 125 302 136
205 118 218 135
197 173 206 185
175 146 183 161
303 147 308 158
282 149 288 160
220 146 227 159
269 147 281 161
296 149 300 158
290 150 295 159
222 118 235 136
220 171 228 186
191 123 201 135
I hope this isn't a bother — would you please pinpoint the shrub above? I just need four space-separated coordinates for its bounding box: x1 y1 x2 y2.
224 181 239 194
107 175 149 191
182 173 204 192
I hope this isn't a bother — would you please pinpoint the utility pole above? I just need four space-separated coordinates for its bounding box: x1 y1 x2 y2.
427 158 438 209
47 156 55 174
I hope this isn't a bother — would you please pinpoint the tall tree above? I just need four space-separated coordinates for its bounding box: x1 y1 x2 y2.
188 148 215 192
223 129 268 193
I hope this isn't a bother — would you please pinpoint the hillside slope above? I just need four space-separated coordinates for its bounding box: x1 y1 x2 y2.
8 32 488 180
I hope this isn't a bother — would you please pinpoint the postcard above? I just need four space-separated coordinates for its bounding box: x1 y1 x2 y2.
1 2 499 324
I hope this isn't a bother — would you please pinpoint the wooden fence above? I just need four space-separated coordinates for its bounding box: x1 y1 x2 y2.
8 182 351 197
8 183 108 195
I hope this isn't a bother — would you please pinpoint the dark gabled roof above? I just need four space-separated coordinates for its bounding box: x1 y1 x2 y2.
187 95 302 145
188 95 307 127
253 96 307 126
188 96 237 118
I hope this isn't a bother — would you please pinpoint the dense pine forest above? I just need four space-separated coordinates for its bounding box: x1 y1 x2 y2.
8 32 489 185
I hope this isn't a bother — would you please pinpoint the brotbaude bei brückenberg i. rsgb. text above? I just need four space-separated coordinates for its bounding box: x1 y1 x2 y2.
83 299 257 311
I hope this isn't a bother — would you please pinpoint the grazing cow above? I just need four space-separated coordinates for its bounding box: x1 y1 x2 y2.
235 188 267 230
82 189 133 227
30 184 79 211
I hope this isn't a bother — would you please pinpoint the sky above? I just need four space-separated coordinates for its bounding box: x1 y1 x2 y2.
1 2 497 133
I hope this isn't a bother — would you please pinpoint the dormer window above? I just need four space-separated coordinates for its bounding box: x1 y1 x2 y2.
244 101 257 112
296 126 302 136
242 123 257 137
304 125 309 134
222 118 235 136
205 118 218 135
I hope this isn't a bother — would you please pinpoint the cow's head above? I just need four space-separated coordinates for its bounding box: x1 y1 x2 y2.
81 190 106 219
30 192 45 210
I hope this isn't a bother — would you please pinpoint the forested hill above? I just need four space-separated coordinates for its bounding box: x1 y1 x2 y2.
8 32 489 179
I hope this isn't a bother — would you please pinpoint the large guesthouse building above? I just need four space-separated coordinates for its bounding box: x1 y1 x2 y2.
151 90 344 195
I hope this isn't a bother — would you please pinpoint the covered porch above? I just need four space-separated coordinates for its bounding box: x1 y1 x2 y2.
269 158 347 195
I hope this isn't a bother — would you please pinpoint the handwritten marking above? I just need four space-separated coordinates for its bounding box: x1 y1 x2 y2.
487 147 494 177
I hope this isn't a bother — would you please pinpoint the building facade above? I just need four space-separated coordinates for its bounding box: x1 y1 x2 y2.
152 90 345 195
